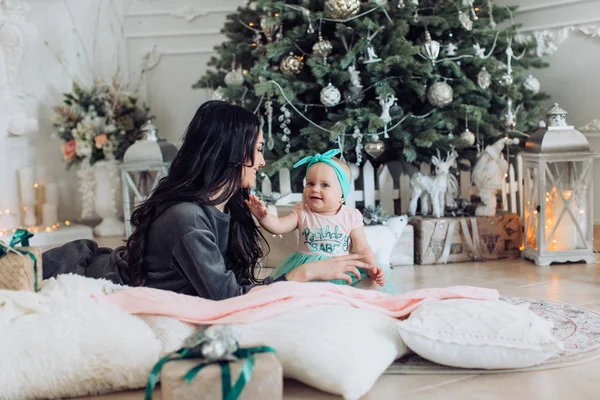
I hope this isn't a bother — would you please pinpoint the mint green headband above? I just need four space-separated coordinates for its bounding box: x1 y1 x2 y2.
293 149 351 202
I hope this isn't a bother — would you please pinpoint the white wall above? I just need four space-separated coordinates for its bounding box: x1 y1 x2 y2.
4 0 600 222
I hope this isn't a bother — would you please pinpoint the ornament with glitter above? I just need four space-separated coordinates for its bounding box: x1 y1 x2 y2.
523 74 541 94
477 67 491 89
280 53 304 74
320 83 342 107
324 0 361 19
278 104 292 153
427 82 454 108
422 30 441 64
353 126 364 165
312 32 333 63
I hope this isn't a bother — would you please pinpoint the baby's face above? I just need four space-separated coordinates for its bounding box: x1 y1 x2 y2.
303 163 344 215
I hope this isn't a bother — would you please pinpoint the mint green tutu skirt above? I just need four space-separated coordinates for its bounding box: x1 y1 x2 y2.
271 252 368 285
271 252 401 294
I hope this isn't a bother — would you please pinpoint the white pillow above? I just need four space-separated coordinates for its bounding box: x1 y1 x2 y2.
396 299 563 369
227 305 408 400
0 274 162 400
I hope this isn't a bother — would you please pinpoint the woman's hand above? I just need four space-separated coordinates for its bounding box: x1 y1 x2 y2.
285 254 375 284
245 194 269 219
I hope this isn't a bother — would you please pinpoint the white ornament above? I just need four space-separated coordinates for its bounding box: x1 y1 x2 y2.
378 93 397 125
212 86 226 100
477 67 491 89
320 83 341 107
352 126 364 165
473 43 486 58
409 150 459 218
458 11 473 31
422 31 440 63
523 74 541 94
472 138 516 216
363 45 381 64
446 42 457 56
224 66 244 86
460 128 475 146
348 64 363 89
427 82 453 108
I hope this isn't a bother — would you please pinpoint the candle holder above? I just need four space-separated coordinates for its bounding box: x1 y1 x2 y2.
518 104 597 266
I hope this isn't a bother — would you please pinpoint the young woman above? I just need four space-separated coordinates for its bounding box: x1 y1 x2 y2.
42 101 375 299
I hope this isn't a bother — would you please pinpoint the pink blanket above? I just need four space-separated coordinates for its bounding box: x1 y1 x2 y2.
99 281 499 325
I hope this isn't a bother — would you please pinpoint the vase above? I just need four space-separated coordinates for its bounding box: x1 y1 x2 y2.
93 160 124 237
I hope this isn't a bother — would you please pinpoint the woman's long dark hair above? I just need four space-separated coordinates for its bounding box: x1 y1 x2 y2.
125 100 267 286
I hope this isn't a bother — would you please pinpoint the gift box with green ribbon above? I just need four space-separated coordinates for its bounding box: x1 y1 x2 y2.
146 326 282 400
0 229 42 292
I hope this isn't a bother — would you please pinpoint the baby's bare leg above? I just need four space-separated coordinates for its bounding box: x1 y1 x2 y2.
352 277 380 291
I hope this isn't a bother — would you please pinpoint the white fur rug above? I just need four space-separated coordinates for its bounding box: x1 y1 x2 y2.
0 275 194 400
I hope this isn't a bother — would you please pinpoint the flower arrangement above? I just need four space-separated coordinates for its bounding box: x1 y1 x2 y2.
53 76 152 168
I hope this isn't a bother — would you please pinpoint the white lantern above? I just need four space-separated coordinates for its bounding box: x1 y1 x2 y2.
121 121 177 237
518 104 597 266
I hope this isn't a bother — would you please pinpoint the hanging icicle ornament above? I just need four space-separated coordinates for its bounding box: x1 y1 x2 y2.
320 83 342 107
324 0 361 19
280 53 304 74
365 136 386 159
265 99 274 150
477 67 491 89
312 33 333 63
488 0 496 29
523 74 541 94
278 104 292 153
458 11 473 31
427 82 454 108
260 17 279 43
378 92 397 139
421 30 441 64
224 65 244 86
353 126 364 165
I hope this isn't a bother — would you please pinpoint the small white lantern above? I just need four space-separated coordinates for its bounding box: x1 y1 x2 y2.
519 104 597 266
121 121 177 237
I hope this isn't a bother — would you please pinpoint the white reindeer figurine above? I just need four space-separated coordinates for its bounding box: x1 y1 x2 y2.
409 149 459 218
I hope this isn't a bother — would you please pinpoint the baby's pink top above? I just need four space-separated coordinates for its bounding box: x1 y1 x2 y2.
292 203 364 257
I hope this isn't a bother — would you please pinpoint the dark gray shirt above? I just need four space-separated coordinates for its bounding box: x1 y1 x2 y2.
142 202 281 299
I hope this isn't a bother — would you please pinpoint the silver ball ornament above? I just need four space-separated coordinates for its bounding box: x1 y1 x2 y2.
460 128 476 146
427 82 453 108
477 67 491 90
320 83 342 107
523 74 541 94
224 67 244 87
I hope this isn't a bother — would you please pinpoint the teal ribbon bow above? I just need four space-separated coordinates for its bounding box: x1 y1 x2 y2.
293 149 351 202
0 229 39 292
145 344 276 400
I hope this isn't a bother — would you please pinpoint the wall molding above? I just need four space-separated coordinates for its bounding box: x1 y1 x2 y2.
141 46 213 72
580 119 600 133
516 22 600 56
518 0 597 14
125 29 221 39
126 7 232 21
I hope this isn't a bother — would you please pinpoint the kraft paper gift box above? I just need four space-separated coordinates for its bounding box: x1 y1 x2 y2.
410 213 521 265
160 352 283 400
0 246 42 291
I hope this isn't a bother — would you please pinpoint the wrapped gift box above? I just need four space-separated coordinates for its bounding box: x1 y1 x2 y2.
0 246 42 291
410 213 521 265
160 352 283 400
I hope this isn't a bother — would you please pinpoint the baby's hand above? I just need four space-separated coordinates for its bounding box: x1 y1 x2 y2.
367 266 386 286
245 194 269 220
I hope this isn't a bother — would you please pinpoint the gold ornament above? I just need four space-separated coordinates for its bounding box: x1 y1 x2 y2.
280 53 304 74
365 138 385 159
312 34 333 62
324 0 361 20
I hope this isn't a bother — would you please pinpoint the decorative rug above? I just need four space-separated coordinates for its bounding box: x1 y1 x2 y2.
386 296 600 374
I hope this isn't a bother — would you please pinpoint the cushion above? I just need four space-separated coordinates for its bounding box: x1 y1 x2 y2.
396 299 563 369
0 274 163 400
227 305 409 400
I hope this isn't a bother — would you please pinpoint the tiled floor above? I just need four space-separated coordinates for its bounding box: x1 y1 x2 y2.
89 236 600 400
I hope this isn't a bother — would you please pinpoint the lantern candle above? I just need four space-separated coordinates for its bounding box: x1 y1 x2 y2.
549 190 577 251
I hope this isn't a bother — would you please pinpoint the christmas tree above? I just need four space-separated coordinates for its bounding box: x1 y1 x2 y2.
194 0 548 175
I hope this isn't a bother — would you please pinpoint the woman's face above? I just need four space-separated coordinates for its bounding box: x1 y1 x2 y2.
241 130 265 188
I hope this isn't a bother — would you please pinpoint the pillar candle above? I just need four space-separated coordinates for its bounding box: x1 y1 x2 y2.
42 203 58 227
551 190 578 251
18 167 35 206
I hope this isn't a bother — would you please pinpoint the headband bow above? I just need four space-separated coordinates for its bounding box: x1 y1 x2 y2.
293 149 351 202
